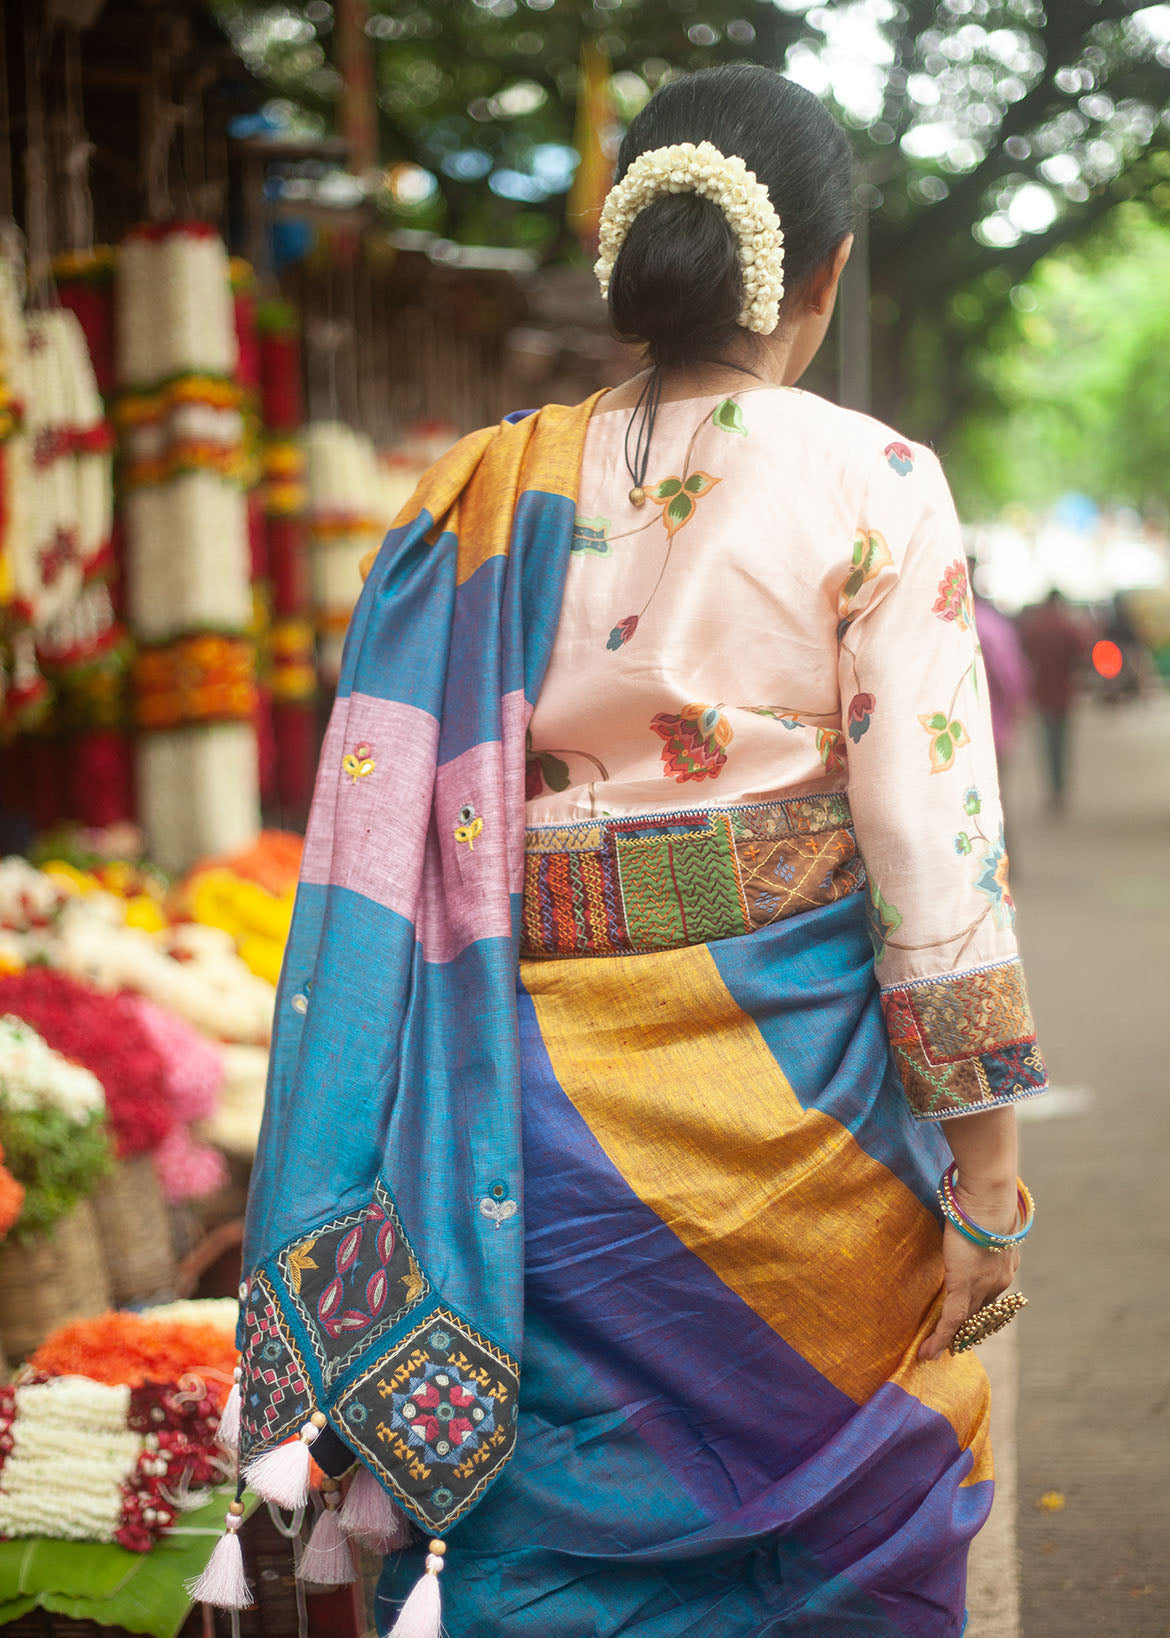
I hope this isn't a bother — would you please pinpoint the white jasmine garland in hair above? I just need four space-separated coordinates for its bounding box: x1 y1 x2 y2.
594 141 786 335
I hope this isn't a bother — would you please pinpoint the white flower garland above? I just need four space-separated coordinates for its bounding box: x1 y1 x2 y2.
594 141 786 336
0 1013 107 1123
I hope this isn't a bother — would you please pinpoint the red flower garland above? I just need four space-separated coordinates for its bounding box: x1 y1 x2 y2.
0 969 174 1156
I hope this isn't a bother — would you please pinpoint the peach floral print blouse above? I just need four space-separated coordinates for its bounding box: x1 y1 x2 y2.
525 386 1047 1121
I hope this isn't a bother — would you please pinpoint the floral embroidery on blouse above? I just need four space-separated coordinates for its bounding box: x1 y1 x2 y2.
837 529 892 635
585 394 751 651
712 397 748 436
572 516 611 555
647 471 720 537
525 389 1046 1121
846 692 875 743
932 559 973 628
815 727 846 774
650 703 733 782
525 728 610 800
607 614 639 650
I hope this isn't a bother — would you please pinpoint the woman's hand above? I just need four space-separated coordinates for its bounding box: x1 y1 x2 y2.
918 1176 1022 1361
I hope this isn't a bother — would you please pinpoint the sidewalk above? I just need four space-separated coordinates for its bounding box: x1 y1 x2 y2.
1003 694 1170 1635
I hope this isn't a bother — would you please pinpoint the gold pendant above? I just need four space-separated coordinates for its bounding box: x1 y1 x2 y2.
628 486 646 508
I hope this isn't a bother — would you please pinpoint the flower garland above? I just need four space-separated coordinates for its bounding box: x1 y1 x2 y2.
595 141 786 335
0 852 280 1045
0 1369 228 1551
8 1302 238 1550
134 633 257 731
0 970 173 1158
0 1012 113 1239
29 1305 237 1404
0 1142 25 1238
305 420 391 684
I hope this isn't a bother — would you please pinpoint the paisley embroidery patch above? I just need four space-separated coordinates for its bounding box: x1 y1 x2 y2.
274 1183 430 1386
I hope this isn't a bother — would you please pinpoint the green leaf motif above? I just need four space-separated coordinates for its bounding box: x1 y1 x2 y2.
665 492 694 528
684 471 715 495
712 397 747 436
653 477 683 499
538 752 571 792
571 516 611 556
934 732 954 765
842 568 865 600
926 711 948 731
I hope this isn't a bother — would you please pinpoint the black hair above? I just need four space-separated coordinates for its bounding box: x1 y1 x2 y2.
607 65 854 370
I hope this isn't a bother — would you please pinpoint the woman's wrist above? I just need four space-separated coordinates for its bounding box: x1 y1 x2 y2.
940 1107 1019 1200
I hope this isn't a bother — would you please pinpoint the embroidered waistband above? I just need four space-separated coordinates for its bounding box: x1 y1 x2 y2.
521 792 864 959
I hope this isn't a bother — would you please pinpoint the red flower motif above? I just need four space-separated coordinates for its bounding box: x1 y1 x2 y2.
932 561 972 628
847 692 875 743
884 441 914 475
607 615 639 650
650 704 733 782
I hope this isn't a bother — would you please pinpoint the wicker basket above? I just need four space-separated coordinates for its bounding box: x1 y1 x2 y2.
90 1154 177 1306
0 1199 112 1361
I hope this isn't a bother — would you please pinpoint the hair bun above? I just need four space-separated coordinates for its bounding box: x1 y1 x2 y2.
607 192 742 370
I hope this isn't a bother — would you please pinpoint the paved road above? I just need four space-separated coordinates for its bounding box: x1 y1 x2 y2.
1003 694 1170 1635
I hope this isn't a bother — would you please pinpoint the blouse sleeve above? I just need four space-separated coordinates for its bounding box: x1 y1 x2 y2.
838 441 1048 1121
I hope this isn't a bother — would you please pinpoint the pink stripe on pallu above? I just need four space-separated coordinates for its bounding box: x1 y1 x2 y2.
301 689 530 963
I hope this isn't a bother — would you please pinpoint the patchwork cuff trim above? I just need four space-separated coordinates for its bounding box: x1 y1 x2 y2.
881 958 1047 1120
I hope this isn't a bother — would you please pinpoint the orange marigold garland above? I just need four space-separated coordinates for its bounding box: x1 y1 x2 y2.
29 1309 238 1408
0 1141 26 1237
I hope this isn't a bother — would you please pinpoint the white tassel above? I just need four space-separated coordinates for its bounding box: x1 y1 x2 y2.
185 1502 252 1609
296 1488 358 1586
337 1462 412 1550
387 1540 446 1638
244 1414 323 1510
216 1370 242 1453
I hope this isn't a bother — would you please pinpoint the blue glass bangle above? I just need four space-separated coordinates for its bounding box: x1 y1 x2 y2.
937 1162 1034 1250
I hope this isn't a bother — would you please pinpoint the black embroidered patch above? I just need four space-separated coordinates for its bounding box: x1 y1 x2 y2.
334 1308 520 1532
274 1183 430 1386
238 1272 313 1463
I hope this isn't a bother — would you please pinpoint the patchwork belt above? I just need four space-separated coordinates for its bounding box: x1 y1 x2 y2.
522 792 865 959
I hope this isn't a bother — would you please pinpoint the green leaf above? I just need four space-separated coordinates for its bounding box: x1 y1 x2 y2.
842 569 864 601
665 492 694 528
0 1490 256 1638
934 732 954 764
712 397 747 435
683 471 715 495
652 477 682 499
926 711 948 731
538 752 571 792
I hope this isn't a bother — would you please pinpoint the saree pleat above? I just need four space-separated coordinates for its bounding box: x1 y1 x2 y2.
378 891 991 1637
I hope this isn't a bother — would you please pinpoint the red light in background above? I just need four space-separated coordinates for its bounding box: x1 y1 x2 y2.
1092 640 1123 680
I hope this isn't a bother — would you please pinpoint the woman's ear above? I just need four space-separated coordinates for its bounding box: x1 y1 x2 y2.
806 233 854 316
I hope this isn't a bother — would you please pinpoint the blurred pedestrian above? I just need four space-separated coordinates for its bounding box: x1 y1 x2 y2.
239 66 1046 1638
1019 588 1090 813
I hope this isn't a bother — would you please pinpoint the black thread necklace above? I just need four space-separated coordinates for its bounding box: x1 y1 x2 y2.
623 360 767 509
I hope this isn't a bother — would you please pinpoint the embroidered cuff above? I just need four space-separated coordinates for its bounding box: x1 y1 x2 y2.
880 958 1048 1121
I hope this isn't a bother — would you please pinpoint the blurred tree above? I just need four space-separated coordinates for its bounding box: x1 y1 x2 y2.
216 0 1170 429
948 206 1170 517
